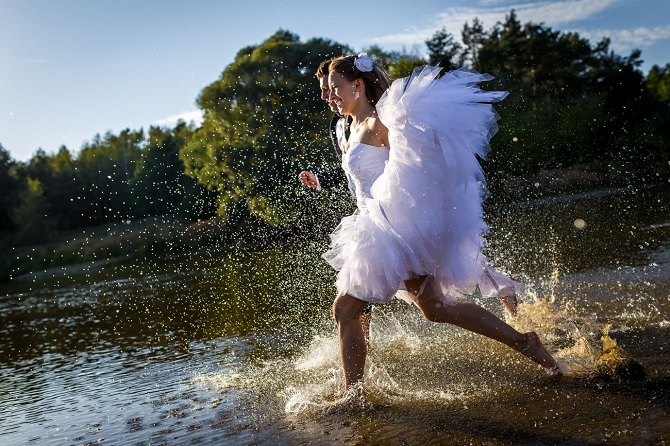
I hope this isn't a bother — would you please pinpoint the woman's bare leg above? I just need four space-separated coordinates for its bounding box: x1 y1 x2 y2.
332 293 371 391
361 311 372 344
405 277 556 369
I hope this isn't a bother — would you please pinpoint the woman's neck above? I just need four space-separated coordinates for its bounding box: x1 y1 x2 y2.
350 103 377 127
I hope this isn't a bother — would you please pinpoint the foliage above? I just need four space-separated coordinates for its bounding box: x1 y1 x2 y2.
363 45 426 79
461 18 487 66
181 30 349 226
132 122 217 220
423 10 667 180
4 125 216 249
646 63 670 103
0 144 19 231
1 19 668 268
76 129 144 223
11 176 53 244
426 27 463 71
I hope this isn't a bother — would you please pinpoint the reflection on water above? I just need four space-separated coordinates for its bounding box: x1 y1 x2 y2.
1 187 669 445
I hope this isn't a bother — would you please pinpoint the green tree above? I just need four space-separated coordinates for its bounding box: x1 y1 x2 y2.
646 64 670 103
426 27 463 71
461 18 487 68
478 11 595 104
388 54 427 79
643 64 670 165
77 129 143 224
0 144 19 231
11 177 53 244
10 147 86 230
582 42 655 169
181 30 348 227
48 146 88 229
362 45 425 79
45 146 87 229
470 10 659 178
133 122 217 220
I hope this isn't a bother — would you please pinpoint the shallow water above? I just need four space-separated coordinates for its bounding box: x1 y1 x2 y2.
1 186 669 445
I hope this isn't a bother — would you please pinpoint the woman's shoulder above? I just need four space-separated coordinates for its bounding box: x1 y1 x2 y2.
366 116 389 148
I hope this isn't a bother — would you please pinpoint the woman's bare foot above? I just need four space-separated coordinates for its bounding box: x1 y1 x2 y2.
519 332 558 371
322 383 368 414
498 293 518 318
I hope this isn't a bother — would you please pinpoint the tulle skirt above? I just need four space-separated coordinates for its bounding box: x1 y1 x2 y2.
323 66 518 305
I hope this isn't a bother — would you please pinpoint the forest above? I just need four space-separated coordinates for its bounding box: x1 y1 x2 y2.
1 11 669 281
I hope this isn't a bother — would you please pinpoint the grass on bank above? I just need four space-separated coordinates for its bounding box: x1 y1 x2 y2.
1 164 666 283
0 217 235 282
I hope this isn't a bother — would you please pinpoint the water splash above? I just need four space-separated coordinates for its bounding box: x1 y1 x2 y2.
512 269 645 380
281 308 511 415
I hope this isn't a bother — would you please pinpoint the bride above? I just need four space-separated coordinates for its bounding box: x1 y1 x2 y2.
321 53 559 392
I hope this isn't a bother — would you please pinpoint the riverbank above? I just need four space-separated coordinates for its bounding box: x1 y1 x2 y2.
1 212 304 283
2 165 666 284
1 216 230 282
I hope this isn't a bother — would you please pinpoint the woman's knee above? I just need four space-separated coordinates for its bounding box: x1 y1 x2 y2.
418 300 446 322
332 293 367 324
415 294 458 323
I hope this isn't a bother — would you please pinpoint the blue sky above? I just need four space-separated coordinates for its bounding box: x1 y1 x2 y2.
2 0 669 162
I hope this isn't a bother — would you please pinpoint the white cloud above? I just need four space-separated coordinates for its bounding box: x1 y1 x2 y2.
153 110 203 127
366 0 670 64
576 25 670 53
505 0 621 26
367 0 621 47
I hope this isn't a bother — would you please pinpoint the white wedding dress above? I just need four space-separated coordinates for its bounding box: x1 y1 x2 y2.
322 66 518 305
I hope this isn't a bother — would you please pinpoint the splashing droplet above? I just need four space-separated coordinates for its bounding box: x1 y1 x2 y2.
573 218 586 229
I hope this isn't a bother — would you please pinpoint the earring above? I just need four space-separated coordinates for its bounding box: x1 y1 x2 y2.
355 91 360 99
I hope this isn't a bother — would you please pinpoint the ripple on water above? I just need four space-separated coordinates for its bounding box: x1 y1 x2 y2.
1 188 669 444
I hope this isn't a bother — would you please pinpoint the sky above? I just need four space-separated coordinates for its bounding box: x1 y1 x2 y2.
2 0 669 163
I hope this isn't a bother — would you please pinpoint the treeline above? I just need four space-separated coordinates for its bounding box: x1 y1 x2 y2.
183 12 670 226
1 11 669 273
0 124 217 245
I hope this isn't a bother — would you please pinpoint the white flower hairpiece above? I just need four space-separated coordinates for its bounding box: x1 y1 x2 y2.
354 52 374 72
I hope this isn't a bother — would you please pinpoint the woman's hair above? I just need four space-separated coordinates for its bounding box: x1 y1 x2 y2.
329 54 391 106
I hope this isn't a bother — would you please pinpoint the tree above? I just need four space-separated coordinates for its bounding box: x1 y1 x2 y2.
77 129 143 224
646 64 670 103
181 30 348 227
362 45 425 79
478 11 595 103
583 42 651 161
44 146 87 230
461 18 487 68
644 64 670 159
133 123 217 220
9 146 87 230
0 144 19 231
426 27 463 71
469 10 661 177
11 177 53 244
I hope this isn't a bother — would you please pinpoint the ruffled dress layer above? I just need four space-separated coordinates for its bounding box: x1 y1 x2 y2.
322 66 518 305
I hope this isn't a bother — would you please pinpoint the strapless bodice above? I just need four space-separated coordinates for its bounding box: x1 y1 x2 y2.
342 141 389 209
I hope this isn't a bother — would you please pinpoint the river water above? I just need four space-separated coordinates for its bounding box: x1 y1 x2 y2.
1 186 669 445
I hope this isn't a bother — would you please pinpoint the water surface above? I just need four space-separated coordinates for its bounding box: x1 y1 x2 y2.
1 186 669 445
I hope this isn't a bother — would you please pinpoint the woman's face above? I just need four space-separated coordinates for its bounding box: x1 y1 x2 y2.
328 72 357 115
